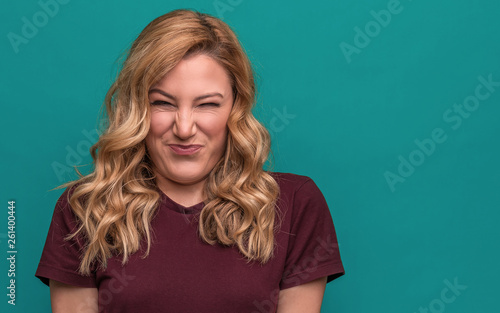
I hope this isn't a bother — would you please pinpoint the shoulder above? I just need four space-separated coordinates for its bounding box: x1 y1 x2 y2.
270 172 313 189
49 183 84 233
269 172 323 198
53 184 77 212
271 172 344 289
268 172 329 222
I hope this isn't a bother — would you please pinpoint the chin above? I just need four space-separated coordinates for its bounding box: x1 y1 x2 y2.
168 170 209 185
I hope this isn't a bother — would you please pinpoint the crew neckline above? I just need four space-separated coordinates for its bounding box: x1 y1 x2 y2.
158 189 205 214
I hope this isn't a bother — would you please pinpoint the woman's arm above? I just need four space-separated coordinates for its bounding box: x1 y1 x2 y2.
276 276 328 313
50 279 99 313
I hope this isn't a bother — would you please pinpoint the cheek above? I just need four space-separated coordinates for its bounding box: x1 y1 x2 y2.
149 111 173 137
199 114 229 143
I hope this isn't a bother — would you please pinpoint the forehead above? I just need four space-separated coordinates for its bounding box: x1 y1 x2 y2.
150 54 232 96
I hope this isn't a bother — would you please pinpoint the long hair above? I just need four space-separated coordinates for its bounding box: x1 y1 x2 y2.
63 9 280 275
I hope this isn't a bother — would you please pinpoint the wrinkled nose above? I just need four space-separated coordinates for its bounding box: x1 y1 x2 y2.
173 109 196 140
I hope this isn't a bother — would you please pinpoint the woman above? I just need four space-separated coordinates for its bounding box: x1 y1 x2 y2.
35 9 344 312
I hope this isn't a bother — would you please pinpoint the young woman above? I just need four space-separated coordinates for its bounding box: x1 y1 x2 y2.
35 9 344 313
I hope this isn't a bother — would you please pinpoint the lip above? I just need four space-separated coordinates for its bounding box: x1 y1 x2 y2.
168 144 203 156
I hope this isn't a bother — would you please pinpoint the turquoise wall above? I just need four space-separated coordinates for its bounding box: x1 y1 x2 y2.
1 0 499 312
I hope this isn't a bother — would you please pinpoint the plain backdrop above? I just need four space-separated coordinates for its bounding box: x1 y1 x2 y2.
1 0 499 312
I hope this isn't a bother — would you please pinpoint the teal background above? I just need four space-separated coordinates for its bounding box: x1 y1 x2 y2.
1 0 499 312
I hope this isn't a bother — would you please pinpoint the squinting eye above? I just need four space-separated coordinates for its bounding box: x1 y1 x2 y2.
198 103 220 107
150 100 173 106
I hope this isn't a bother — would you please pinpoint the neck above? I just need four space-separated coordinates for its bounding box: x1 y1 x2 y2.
155 175 206 207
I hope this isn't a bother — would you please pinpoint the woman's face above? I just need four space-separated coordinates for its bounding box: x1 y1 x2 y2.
145 54 233 189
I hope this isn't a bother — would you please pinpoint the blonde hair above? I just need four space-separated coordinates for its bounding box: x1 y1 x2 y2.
62 9 280 275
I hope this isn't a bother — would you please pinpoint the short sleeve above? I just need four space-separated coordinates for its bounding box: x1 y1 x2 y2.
280 178 345 290
35 187 97 288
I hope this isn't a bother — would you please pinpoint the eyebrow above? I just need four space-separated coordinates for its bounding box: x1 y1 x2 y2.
148 89 224 101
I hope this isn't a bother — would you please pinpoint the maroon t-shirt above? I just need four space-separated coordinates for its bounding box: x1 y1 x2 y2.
35 172 344 312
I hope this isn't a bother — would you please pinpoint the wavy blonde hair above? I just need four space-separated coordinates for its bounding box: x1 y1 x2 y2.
62 9 280 275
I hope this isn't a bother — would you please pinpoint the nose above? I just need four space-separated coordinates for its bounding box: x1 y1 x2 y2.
173 108 196 140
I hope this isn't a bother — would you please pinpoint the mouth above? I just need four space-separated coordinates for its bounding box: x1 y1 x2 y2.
168 144 203 156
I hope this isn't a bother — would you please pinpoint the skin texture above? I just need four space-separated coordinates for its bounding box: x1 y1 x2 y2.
146 53 234 207
50 54 328 311
50 280 98 313
277 277 328 313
